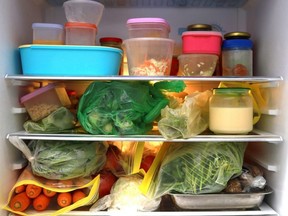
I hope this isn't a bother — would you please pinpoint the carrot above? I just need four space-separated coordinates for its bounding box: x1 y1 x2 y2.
43 188 57 198
72 190 86 203
9 192 31 212
32 194 50 211
57 192 72 207
15 185 26 194
58 179 74 188
26 184 42 198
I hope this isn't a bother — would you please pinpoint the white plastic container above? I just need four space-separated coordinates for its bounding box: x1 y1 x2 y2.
63 0 104 26
65 22 97 45
126 17 170 38
32 23 64 45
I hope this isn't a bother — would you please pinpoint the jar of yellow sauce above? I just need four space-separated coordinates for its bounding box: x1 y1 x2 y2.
209 88 253 134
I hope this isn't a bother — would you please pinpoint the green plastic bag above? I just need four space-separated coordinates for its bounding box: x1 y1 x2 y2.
77 81 185 135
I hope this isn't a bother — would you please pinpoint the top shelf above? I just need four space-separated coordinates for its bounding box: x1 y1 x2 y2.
45 0 248 8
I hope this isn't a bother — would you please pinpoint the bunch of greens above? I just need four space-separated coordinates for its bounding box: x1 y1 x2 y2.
28 140 107 180
153 142 247 197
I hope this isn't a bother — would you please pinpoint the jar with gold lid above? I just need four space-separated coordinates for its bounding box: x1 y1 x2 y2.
187 24 212 31
209 88 253 134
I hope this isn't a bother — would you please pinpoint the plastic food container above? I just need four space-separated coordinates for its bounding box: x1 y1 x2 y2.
178 54 218 76
123 38 175 76
182 31 222 55
65 22 97 45
20 83 71 121
32 23 64 45
19 45 123 76
126 17 170 38
63 0 104 26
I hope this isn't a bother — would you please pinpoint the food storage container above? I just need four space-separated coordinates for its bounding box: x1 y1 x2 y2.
20 83 71 122
209 88 253 134
65 22 97 45
32 23 64 45
182 31 222 55
178 54 218 76
63 0 104 26
126 17 170 38
222 31 253 76
19 44 123 76
123 38 175 76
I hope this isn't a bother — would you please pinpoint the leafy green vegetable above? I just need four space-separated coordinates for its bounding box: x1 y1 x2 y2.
28 140 107 180
153 142 246 196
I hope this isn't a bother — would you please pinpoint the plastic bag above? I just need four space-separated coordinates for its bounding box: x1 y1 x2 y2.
158 90 212 139
4 166 100 216
77 80 185 135
23 107 77 133
90 174 161 212
141 142 247 198
9 137 107 180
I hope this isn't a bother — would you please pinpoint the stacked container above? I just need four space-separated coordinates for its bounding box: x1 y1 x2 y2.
63 0 104 45
32 23 64 45
178 24 223 76
123 18 175 76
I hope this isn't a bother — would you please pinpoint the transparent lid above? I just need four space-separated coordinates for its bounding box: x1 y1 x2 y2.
213 88 250 95
126 17 170 32
32 23 63 30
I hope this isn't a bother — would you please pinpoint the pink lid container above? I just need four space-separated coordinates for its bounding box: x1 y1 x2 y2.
182 31 223 55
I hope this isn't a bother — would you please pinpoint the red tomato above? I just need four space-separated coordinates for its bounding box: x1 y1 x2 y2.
98 171 117 198
140 155 155 172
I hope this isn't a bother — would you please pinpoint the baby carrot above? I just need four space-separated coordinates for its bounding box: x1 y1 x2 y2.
57 192 72 207
43 188 57 198
9 192 31 212
15 185 26 194
26 184 42 198
32 194 50 211
72 190 86 203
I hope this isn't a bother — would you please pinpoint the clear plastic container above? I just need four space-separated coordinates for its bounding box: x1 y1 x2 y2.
209 88 253 134
123 38 175 76
65 22 97 45
32 23 64 45
126 17 170 38
178 54 218 76
63 0 104 26
20 83 71 121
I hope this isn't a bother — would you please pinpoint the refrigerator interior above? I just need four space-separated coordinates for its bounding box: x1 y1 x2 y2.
1 0 288 215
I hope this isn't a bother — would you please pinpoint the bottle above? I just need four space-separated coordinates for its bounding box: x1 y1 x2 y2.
221 31 253 76
209 88 253 134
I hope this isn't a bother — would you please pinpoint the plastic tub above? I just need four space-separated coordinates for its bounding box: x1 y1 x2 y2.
63 0 104 26
20 83 71 121
32 23 64 45
178 54 218 76
123 38 175 76
182 31 222 55
126 17 170 38
65 22 97 45
19 45 123 76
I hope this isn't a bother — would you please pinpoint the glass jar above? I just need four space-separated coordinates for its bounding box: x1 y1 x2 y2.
221 31 253 76
209 88 253 134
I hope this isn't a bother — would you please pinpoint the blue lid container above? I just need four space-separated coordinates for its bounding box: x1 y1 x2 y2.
222 39 253 50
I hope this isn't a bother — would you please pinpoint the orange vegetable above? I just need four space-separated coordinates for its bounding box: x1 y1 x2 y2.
9 192 31 212
72 190 86 203
15 185 26 194
57 192 72 207
26 184 42 198
58 179 74 188
43 188 57 198
32 194 50 211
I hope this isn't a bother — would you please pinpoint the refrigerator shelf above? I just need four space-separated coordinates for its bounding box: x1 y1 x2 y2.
6 129 283 143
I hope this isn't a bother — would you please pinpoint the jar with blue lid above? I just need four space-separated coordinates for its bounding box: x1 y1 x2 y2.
221 32 253 76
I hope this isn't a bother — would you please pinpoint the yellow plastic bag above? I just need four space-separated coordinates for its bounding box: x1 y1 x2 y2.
4 166 100 216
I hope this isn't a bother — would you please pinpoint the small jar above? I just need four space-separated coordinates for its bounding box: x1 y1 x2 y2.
222 31 253 76
209 88 253 134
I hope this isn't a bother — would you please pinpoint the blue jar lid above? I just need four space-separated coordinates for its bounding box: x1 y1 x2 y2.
222 39 253 49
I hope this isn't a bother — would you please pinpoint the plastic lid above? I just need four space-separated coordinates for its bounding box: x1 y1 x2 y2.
182 31 222 37
126 17 170 32
222 39 253 49
187 24 212 31
20 83 57 104
65 22 97 29
213 87 250 95
32 23 63 30
99 37 123 44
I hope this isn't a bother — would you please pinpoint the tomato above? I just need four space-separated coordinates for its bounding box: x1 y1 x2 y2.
98 171 117 198
140 155 155 172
